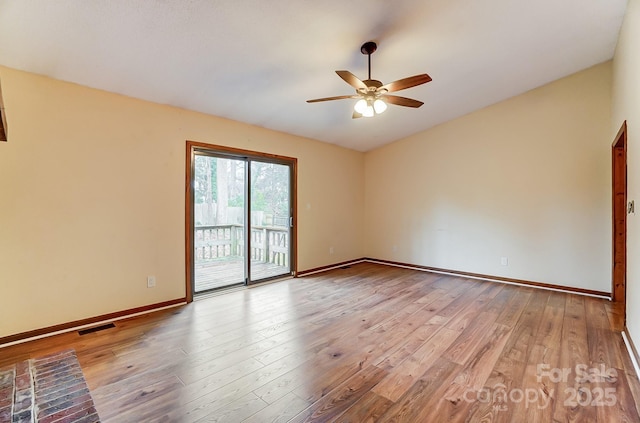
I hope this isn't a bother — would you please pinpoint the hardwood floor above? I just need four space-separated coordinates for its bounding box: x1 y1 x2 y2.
1 262 639 422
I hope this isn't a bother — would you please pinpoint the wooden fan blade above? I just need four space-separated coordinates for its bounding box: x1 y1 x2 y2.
352 111 363 119
336 70 367 90
383 95 424 108
379 74 432 93
307 95 358 103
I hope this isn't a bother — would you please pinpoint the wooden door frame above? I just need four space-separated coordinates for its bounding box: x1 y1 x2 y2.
612 121 627 310
0 78 7 142
185 141 298 303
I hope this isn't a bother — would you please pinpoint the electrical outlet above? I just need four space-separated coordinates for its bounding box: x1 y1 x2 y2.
147 276 156 288
392 245 398 252
500 257 508 266
329 247 334 255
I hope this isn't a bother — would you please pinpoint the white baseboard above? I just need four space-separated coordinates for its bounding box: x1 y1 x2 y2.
622 330 640 379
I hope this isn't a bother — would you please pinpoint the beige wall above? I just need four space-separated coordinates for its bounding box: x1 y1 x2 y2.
0 53 621 339
365 62 613 291
613 0 640 349
0 67 365 338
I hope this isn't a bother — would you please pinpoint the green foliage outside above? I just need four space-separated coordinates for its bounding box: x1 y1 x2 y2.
194 155 289 218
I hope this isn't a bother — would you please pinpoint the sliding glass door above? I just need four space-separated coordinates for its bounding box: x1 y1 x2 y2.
249 161 291 281
188 144 295 295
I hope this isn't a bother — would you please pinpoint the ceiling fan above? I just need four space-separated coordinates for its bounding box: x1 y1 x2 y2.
307 41 432 119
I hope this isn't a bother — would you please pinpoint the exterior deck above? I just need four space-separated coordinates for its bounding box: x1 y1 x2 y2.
195 258 290 291
194 224 291 292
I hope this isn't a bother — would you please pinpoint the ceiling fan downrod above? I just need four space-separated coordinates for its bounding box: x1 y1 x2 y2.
360 41 377 81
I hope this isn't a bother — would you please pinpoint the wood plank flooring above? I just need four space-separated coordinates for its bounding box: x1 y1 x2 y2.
1 262 639 422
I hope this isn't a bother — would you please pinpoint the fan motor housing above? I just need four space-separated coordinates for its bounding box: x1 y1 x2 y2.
358 79 384 96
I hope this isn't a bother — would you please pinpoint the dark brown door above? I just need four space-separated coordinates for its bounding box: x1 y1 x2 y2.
612 121 627 311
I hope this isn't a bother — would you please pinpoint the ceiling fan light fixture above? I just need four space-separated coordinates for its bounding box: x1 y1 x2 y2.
354 97 381 118
373 99 387 114
354 98 368 114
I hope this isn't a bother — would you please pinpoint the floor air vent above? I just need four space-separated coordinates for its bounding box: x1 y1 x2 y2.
78 323 116 335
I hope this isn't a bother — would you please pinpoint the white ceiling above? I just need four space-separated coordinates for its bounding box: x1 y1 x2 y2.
0 0 628 151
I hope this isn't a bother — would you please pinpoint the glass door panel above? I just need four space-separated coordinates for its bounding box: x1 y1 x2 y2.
193 154 246 292
249 161 291 282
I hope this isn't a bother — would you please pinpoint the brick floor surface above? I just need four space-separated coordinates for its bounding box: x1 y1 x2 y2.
0 350 99 423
